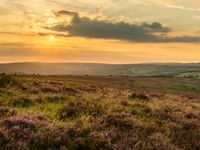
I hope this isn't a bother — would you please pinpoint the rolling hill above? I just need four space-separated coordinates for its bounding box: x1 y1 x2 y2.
0 62 200 76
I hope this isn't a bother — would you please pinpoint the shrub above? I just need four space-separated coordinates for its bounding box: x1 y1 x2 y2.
3 116 36 130
131 103 152 116
63 87 79 95
152 107 180 123
77 85 97 93
31 126 70 149
58 102 79 119
120 100 129 106
1 116 37 149
0 107 16 118
57 99 104 120
129 93 150 101
0 130 9 149
45 95 66 103
31 124 112 150
0 115 52 149
42 87 60 93
184 112 199 119
169 120 200 150
0 74 13 87
103 112 135 130
146 133 178 150
10 97 34 107
73 131 113 150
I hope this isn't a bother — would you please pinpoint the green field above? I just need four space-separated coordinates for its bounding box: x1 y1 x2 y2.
0 74 200 150
176 72 200 79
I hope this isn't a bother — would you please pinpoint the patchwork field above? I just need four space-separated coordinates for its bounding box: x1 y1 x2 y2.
0 74 200 150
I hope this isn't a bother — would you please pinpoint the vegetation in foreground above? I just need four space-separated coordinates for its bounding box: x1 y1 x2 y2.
0 74 200 150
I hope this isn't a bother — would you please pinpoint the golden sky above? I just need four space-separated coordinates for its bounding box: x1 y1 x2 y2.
0 0 200 63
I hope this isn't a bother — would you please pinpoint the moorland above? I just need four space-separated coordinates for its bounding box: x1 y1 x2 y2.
0 74 200 149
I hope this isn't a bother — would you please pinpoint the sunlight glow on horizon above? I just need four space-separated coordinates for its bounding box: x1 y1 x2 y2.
0 0 200 63
49 35 55 40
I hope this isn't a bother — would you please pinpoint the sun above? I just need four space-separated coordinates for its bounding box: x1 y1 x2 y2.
49 35 55 40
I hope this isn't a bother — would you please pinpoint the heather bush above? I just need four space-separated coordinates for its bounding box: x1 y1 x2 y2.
72 131 112 150
63 87 79 95
146 133 179 150
0 107 16 118
0 116 37 149
120 100 130 106
30 126 70 149
0 130 10 149
80 87 97 93
31 124 112 150
131 103 152 116
0 74 13 87
184 112 199 119
45 95 66 103
152 107 181 123
103 112 135 130
3 116 36 131
10 96 34 107
95 115 158 150
29 87 40 94
42 87 60 93
129 93 150 101
57 99 104 120
0 115 54 149
169 120 200 150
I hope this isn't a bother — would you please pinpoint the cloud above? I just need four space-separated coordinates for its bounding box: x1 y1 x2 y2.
0 42 29 47
146 0 200 11
0 31 34 36
54 10 79 17
165 4 200 11
46 21 168 42
0 31 71 39
142 22 170 33
43 10 200 43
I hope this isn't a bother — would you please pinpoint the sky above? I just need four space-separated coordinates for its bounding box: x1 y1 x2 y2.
0 0 200 63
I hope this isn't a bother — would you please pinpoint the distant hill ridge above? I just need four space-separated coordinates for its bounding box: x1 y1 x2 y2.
0 62 200 76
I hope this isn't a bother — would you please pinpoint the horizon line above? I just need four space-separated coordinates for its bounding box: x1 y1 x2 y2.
0 61 200 65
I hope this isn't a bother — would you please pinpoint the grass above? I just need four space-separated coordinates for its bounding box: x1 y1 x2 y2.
176 72 200 79
0 74 200 149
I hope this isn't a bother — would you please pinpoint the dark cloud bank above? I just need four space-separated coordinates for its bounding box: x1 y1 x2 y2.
45 10 200 43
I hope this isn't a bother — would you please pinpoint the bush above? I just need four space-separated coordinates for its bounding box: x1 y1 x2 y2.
57 102 79 119
31 126 113 150
42 87 60 93
63 87 79 95
4 116 36 130
129 93 150 101
184 112 199 119
146 133 178 150
57 99 104 120
103 112 135 130
46 95 66 103
169 120 200 150
0 107 16 118
131 103 152 116
10 97 34 107
152 107 180 123
1 116 37 149
0 74 13 87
